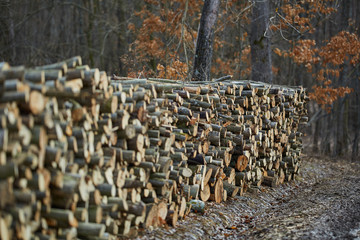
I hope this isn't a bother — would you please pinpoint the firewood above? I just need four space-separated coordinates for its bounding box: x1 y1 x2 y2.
108 197 129 212
77 222 106 238
43 208 78 228
0 59 309 237
200 184 211 202
209 179 223 203
144 203 158 228
74 208 88 222
166 208 178 227
223 181 239 197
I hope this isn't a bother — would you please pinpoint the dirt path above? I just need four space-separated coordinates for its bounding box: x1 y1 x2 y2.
138 156 360 240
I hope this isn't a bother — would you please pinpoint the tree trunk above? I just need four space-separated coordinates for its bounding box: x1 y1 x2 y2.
7 0 16 63
250 0 272 83
312 115 320 152
192 0 220 81
352 77 360 161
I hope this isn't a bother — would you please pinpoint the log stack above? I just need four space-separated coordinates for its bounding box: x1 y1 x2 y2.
0 57 308 239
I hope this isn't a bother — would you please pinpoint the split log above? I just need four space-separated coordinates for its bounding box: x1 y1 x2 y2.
209 179 223 203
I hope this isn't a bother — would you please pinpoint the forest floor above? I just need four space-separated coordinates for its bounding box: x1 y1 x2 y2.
137 155 360 240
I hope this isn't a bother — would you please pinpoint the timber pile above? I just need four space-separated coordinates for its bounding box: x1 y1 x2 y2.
0 57 308 239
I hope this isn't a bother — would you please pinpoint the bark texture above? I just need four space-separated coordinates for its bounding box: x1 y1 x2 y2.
250 0 272 83
192 0 220 81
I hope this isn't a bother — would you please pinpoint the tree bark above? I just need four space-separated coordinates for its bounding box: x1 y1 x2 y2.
352 73 360 161
250 0 272 83
192 0 220 81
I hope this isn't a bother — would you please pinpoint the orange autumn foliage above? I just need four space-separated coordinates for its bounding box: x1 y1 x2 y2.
289 40 320 72
126 0 202 79
157 58 188 80
309 86 353 112
272 0 358 111
126 0 253 80
275 0 337 34
309 31 360 111
320 31 360 66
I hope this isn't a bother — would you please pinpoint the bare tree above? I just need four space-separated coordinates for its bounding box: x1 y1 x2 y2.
250 0 272 83
192 0 220 81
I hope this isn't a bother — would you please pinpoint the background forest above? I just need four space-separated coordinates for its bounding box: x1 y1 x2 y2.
0 0 359 159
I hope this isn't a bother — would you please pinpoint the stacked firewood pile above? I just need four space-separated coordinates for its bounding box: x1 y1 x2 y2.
0 57 308 239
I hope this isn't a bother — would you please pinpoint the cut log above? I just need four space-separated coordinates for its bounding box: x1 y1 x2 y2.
210 179 223 203
223 182 239 197
144 204 158 228
262 175 279 187
77 222 106 238
200 184 211 202
231 155 249 172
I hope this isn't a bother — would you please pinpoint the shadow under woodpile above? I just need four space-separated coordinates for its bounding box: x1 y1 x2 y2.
138 155 360 240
